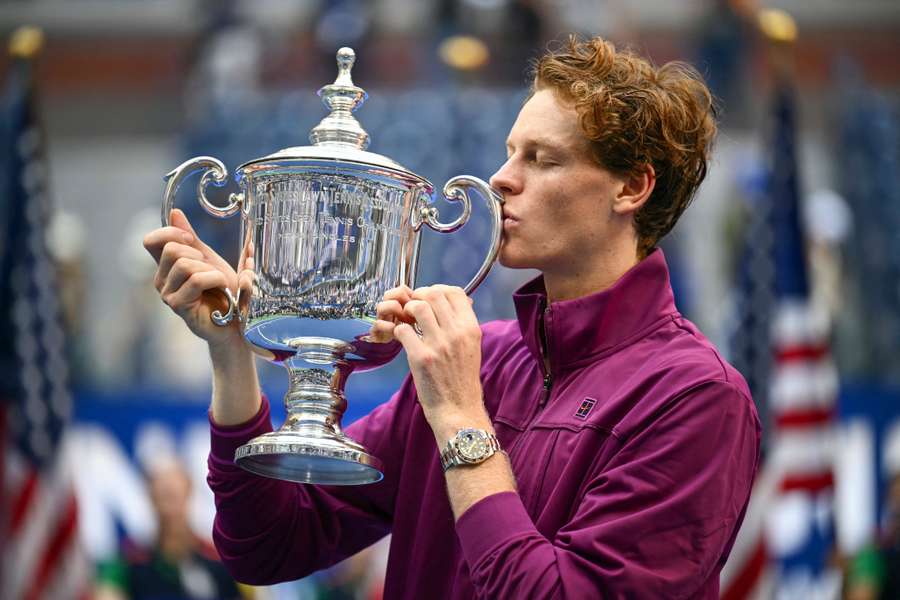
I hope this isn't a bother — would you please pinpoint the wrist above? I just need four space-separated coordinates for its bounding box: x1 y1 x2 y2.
208 337 254 369
208 338 262 427
429 410 494 448
439 427 504 475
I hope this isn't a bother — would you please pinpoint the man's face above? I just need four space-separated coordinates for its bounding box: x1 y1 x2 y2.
490 89 627 275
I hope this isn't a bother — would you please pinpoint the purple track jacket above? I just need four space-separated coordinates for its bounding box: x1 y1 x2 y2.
208 250 761 599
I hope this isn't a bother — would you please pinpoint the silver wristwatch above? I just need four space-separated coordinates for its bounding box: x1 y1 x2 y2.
440 428 501 472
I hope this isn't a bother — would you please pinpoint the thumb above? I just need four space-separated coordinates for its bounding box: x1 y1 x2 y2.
169 208 219 260
169 210 236 277
393 322 422 351
169 208 198 239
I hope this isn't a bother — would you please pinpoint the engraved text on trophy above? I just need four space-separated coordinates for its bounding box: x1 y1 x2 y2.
250 175 409 320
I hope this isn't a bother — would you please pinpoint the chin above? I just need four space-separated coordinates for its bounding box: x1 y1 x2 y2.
498 251 538 271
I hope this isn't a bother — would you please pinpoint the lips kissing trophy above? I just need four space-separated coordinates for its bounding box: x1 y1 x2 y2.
160 48 503 485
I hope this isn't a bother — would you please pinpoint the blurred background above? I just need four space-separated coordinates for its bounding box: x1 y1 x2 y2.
2 0 900 598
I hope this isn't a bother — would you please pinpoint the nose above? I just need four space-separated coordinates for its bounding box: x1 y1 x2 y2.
489 159 521 196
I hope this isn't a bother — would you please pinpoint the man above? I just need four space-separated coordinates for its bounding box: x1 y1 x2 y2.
94 460 242 600
144 36 760 598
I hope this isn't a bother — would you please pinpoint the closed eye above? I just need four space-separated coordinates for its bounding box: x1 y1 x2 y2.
505 141 565 166
532 153 560 167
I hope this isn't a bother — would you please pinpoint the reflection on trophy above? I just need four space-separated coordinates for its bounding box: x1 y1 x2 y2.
161 48 503 485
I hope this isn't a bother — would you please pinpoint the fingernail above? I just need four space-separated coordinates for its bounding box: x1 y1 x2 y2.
181 232 194 244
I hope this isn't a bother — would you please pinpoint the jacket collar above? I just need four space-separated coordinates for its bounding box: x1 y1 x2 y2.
512 249 678 373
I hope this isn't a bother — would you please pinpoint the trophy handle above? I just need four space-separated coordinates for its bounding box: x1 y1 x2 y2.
161 156 244 326
418 175 503 294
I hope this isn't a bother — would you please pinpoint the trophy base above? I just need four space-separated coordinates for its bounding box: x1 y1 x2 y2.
234 430 384 485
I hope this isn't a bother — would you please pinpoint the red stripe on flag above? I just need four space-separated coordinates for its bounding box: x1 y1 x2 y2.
775 345 829 363
774 407 835 429
9 470 39 534
22 492 79 600
781 471 834 493
721 538 767 600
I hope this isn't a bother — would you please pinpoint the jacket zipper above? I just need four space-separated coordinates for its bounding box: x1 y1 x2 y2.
508 304 555 459
540 372 553 407
507 305 556 515
538 304 554 408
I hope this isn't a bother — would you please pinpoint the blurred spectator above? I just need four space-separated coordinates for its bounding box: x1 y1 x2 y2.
45 208 92 385
844 473 900 600
836 67 900 385
93 459 243 600
694 0 756 124
109 207 213 390
308 545 384 600
804 188 852 320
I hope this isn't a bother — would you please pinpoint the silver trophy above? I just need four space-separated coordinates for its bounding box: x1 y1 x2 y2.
161 48 503 485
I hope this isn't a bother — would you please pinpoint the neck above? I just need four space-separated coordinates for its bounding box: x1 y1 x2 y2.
543 246 641 303
158 522 193 561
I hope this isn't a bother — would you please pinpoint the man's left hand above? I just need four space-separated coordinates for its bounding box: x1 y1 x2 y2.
374 285 515 518
378 285 492 440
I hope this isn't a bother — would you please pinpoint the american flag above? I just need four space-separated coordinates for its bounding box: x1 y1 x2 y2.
721 86 839 598
0 30 90 599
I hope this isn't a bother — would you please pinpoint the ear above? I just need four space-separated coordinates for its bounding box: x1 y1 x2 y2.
611 164 655 216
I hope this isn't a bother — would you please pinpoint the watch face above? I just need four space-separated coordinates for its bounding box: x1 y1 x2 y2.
457 430 489 462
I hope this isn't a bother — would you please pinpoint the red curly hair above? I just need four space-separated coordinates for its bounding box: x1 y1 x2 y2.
532 36 717 258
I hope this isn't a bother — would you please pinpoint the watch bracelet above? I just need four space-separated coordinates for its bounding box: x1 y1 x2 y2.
440 431 502 471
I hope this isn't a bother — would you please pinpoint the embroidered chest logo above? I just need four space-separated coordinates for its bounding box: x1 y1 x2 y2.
574 397 597 420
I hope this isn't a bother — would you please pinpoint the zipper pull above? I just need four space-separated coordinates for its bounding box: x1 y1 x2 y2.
539 373 553 407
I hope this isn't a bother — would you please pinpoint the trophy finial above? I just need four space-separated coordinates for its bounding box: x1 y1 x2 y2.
309 47 370 149
335 47 355 84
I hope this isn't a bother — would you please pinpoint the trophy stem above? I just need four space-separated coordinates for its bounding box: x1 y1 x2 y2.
234 354 384 485
282 365 349 436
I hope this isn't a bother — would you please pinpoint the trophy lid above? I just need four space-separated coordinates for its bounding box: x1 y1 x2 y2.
238 48 428 186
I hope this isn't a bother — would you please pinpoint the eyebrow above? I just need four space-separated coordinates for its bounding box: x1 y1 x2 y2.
505 137 568 153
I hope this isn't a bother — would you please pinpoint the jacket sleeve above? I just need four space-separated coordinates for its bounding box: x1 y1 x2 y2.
206 376 416 585
454 380 761 599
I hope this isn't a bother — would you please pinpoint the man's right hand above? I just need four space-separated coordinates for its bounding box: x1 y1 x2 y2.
142 208 243 349
144 208 261 426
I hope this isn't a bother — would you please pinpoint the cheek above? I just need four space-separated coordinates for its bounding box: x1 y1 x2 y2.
537 187 587 229
543 192 609 251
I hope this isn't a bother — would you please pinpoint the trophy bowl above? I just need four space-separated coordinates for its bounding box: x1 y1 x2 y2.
160 48 503 485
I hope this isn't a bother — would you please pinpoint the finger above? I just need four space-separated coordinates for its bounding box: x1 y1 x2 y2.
169 209 236 274
238 233 254 272
434 285 478 325
237 268 254 298
411 286 455 328
168 208 198 239
433 285 467 311
163 270 230 311
393 322 424 354
376 299 412 323
383 285 413 305
403 299 440 339
160 257 218 298
376 299 401 320
143 226 197 264
154 243 205 291
368 319 397 343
